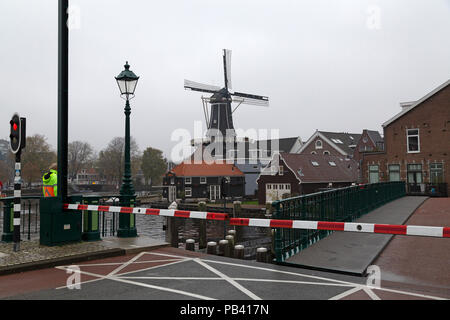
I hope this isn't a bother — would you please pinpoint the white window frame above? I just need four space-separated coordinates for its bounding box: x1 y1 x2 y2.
200 177 207 184
185 177 192 184
185 187 192 197
407 128 420 153
328 161 336 167
323 150 330 155
311 161 319 167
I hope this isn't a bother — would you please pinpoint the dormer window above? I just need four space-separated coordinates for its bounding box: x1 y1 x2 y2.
315 140 323 149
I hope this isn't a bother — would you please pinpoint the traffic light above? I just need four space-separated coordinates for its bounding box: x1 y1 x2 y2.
9 113 26 154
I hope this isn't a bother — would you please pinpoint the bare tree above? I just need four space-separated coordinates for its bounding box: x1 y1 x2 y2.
68 141 94 181
21 134 56 186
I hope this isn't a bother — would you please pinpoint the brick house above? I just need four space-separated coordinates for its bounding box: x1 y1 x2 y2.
352 129 384 163
162 161 245 202
257 153 358 204
298 130 361 158
361 79 450 196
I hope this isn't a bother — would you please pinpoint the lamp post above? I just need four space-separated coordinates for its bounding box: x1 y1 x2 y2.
115 61 139 237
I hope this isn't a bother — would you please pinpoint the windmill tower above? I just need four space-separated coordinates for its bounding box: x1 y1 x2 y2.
184 49 269 152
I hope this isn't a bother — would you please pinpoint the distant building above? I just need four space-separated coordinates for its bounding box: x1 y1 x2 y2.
162 161 245 202
0 139 9 161
73 168 103 185
298 130 361 158
352 129 384 163
362 79 450 196
257 153 358 204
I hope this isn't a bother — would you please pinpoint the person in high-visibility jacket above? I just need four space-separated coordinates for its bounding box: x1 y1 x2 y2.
43 163 57 197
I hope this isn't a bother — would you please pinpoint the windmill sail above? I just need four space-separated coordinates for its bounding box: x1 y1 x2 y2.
223 49 232 90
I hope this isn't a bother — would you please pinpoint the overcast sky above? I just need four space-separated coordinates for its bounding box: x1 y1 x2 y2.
1 0 449 160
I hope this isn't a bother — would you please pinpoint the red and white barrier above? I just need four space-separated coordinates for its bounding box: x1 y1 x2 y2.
63 203 450 238
229 218 450 238
63 203 228 221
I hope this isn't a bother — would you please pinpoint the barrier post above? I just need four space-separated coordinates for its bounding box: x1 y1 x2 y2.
168 217 179 248
198 201 207 249
82 197 101 241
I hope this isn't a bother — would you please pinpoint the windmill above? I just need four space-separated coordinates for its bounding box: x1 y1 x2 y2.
184 49 269 144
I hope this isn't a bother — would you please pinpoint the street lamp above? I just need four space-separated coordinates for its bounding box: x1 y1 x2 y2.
115 61 139 237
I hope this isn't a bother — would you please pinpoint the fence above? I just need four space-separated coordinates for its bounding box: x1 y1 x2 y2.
271 181 406 262
1 196 41 241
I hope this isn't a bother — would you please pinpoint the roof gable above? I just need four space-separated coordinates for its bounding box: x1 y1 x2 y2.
170 161 244 177
382 79 450 127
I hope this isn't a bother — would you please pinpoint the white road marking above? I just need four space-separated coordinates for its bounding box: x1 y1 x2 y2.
193 258 262 300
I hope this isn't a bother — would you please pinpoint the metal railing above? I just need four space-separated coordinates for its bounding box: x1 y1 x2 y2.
1 196 41 241
406 183 448 197
271 181 406 262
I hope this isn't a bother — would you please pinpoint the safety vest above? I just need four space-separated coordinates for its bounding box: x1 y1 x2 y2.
42 169 57 197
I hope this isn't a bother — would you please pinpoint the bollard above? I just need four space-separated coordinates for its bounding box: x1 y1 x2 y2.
256 247 268 263
218 239 230 257
225 234 235 257
234 245 245 259
198 201 207 249
167 217 179 248
185 239 195 251
227 229 236 237
207 241 217 255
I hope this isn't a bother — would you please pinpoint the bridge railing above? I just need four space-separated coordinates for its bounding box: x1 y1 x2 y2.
271 181 406 262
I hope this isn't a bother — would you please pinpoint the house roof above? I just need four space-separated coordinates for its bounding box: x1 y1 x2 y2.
364 130 383 145
299 131 361 156
382 79 450 127
260 153 358 184
169 161 244 177
257 137 301 153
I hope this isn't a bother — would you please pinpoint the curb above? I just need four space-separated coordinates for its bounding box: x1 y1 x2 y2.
0 248 126 276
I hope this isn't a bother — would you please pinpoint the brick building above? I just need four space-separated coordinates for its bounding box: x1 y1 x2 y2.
257 153 358 204
362 79 450 196
298 130 361 158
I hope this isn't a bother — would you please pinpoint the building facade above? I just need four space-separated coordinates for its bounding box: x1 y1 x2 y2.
362 79 450 196
162 161 245 202
257 153 358 204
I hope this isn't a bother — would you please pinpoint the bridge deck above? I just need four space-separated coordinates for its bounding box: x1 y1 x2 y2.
283 196 428 275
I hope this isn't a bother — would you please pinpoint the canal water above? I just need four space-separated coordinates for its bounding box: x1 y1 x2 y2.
0 203 273 259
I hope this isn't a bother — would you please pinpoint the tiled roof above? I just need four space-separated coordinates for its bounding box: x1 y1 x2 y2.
280 153 358 183
257 137 300 153
170 161 244 177
319 131 361 155
365 130 383 144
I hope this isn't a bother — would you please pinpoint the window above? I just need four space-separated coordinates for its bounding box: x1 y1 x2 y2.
267 184 272 190
430 163 443 183
185 187 192 197
388 164 400 182
407 164 422 184
323 150 330 155
170 177 174 185
407 129 420 153
185 177 192 184
285 184 291 190
200 177 207 184
315 140 323 149
311 161 319 167
369 165 379 183
328 161 336 167
310 151 317 155
297 169 304 176
279 166 284 176
331 138 343 144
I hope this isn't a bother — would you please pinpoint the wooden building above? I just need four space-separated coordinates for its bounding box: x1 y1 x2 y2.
162 161 245 202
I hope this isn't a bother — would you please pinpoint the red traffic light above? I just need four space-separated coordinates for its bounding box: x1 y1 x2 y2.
13 123 18 131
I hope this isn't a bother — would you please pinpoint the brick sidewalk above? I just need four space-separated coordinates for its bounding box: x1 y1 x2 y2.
373 198 450 298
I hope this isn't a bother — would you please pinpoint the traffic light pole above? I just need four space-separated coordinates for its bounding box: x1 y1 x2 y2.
13 151 22 252
57 0 69 203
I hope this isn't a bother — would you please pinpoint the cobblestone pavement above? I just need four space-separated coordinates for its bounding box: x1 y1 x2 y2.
0 240 114 268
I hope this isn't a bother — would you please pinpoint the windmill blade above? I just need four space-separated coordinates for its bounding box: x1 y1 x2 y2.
232 91 269 104
223 49 232 90
232 97 269 107
184 79 221 94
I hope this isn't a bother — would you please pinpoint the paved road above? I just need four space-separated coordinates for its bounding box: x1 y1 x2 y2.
0 247 447 301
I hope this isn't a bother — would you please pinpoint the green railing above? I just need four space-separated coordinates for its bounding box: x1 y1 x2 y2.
271 181 406 262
